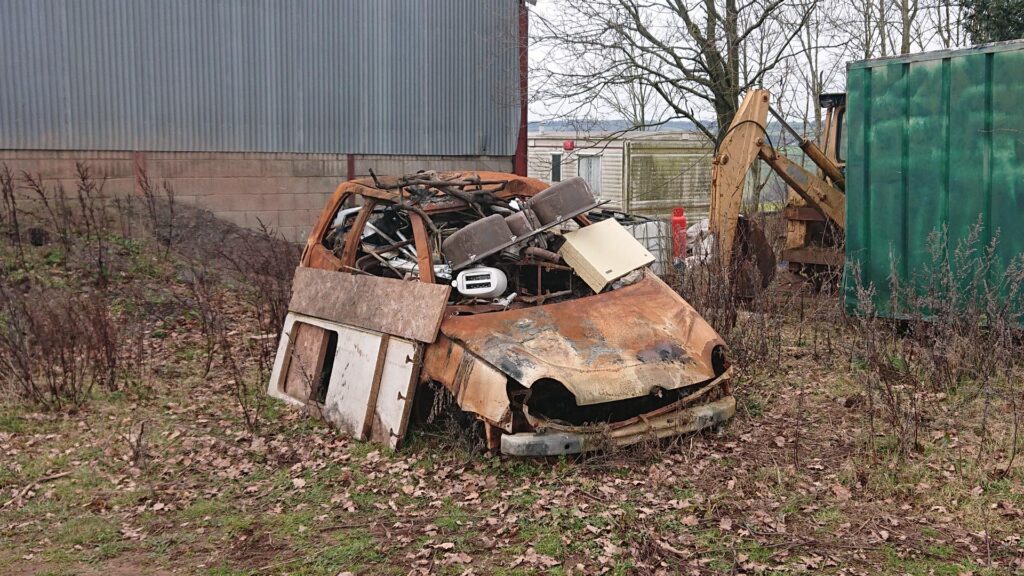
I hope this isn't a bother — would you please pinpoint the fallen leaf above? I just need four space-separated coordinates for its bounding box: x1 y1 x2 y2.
832 484 852 501
443 552 472 564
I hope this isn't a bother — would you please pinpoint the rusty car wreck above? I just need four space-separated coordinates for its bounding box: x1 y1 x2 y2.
267 171 734 456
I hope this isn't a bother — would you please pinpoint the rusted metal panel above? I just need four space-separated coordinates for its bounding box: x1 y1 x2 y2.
288 267 450 343
783 206 827 222
439 272 724 405
522 371 735 448
421 335 512 430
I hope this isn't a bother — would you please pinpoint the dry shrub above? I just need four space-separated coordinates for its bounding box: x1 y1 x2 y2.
0 285 120 410
179 263 225 378
14 164 117 286
220 329 274 434
221 221 298 337
19 171 76 259
848 222 1024 465
671 249 790 380
136 162 177 255
1 164 25 266
72 163 112 286
215 224 299 433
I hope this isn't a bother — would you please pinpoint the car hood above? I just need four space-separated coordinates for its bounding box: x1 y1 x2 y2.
439 272 726 406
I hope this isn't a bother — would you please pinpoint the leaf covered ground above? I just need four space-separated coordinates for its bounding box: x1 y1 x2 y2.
2 199 1023 575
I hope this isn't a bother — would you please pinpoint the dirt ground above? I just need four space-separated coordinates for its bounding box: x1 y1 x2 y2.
1 194 1022 575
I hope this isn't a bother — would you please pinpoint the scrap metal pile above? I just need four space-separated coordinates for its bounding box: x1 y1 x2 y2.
324 171 649 303
269 171 735 456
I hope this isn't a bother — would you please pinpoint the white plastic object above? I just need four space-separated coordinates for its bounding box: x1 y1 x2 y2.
451 267 508 299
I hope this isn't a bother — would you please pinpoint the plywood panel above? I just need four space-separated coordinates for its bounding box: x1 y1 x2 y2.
268 313 424 448
321 325 384 435
289 267 450 343
268 313 302 405
369 338 420 449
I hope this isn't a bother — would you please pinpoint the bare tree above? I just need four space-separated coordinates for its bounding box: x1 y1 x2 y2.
931 1 967 48
897 0 922 54
597 50 670 130
532 0 817 142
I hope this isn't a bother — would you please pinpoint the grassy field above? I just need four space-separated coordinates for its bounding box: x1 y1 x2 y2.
1 168 1022 575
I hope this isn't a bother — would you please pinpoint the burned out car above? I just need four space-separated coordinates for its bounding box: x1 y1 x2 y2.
268 171 734 456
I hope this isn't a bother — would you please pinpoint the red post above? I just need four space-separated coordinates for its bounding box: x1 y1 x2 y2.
671 207 687 261
346 153 355 181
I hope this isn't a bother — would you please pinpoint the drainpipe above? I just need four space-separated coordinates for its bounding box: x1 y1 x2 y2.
513 0 529 176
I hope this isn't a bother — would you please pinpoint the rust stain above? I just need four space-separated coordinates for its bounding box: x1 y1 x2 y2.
524 371 735 447
421 335 512 430
439 272 725 406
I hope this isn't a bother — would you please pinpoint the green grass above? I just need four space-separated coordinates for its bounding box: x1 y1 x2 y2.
308 530 385 573
434 499 471 532
811 506 845 528
879 544 1007 576
0 412 27 434
54 514 120 548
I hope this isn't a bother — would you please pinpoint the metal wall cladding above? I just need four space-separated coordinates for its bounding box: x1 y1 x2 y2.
845 40 1024 316
0 0 521 155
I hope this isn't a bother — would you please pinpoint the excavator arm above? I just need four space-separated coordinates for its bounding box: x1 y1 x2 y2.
708 89 846 284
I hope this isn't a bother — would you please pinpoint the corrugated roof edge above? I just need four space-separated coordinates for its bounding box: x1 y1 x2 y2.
847 38 1024 69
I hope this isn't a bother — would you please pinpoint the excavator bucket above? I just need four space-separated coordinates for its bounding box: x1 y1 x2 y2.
732 216 776 298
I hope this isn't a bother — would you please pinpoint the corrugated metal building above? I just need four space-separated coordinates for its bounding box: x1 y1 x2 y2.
0 0 528 240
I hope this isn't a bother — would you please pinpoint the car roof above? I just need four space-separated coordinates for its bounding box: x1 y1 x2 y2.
333 171 550 214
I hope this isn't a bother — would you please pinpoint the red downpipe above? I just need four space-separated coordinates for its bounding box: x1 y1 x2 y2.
513 0 529 176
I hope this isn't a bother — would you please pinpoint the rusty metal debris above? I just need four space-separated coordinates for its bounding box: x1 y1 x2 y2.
268 171 734 455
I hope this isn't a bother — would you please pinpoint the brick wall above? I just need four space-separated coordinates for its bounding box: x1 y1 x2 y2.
0 150 513 242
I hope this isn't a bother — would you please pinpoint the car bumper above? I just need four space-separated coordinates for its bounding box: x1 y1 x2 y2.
500 394 736 456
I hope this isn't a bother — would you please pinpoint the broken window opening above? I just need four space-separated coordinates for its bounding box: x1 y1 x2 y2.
577 155 602 196
314 329 338 405
523 378 713 427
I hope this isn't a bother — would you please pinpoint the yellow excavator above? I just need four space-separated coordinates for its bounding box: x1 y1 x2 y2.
708 89 846 291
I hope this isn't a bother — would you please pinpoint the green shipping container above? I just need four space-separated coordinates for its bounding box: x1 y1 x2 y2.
845 40 1024 316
